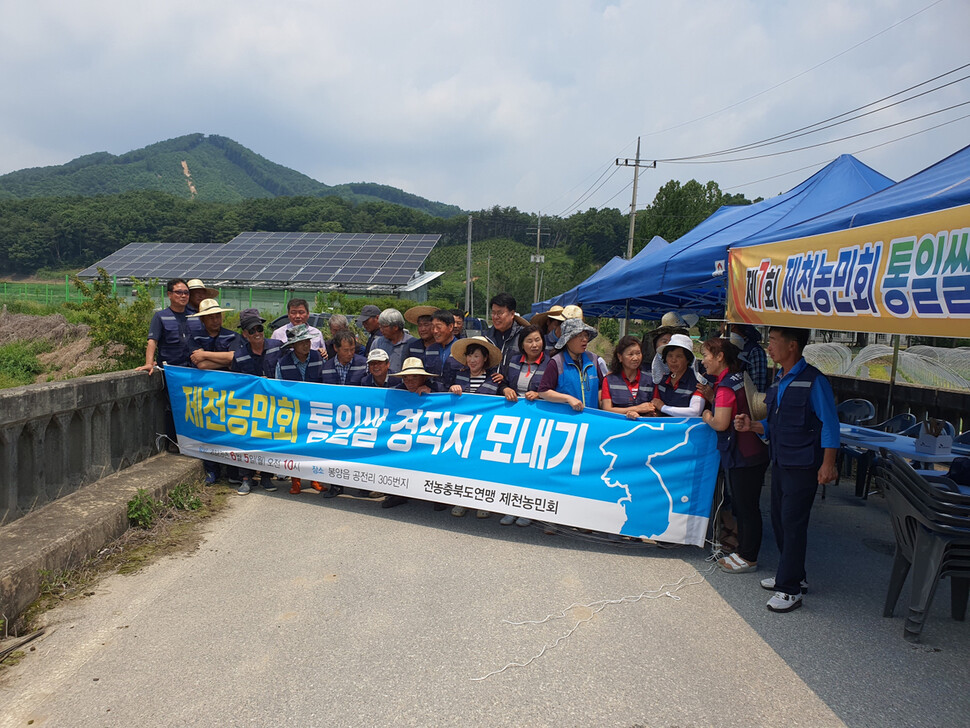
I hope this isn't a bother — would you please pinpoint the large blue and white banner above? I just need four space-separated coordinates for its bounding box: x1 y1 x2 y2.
164 366 721 546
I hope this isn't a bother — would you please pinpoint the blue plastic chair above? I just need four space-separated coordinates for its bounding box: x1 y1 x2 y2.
836 399 877 425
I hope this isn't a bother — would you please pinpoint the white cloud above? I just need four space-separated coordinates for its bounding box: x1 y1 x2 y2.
0 0 967 211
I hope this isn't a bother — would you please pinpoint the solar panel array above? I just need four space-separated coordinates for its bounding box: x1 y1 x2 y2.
78 232 441 289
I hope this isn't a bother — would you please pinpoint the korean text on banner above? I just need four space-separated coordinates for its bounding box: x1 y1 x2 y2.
727 204 970 337
164 366 721 546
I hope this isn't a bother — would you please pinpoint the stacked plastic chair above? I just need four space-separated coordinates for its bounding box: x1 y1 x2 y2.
872 450 970 642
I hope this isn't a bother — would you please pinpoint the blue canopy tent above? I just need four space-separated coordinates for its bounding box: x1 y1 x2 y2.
730 143 970 251
530 235 667 316
578 155 895 319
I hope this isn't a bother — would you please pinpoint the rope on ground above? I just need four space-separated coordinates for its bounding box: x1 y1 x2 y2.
470 563 716 681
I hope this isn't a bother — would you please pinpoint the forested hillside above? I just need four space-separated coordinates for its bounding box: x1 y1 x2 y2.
0 176 756 312
0 133 462 217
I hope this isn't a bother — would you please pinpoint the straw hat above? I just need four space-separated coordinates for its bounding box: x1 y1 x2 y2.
561 304 584 320
404 305 437 324
389 357 438 378
450 335 502 368
186 279 219 299
743 372 768 420
281 323 314 348
555 318 598 350
513 313 531 327
530 305 564 329
188 298 234 317
661 311 699 328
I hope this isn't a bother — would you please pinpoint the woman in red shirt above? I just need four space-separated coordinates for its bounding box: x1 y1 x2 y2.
601 335 656 419
700 337 769 573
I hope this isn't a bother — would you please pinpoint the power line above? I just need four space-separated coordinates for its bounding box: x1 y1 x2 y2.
663 98 970 164
641 0 946 138
657 63 970 163
723 109 970 191
557 164 623 217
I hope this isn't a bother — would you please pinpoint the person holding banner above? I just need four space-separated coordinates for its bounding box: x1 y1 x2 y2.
700 337 769 574
602 335 656 419
502 325 548 404
651 334 704 417
537 317 606 412
421 309 463 390
448 336 506 397
228 308 282 494
273 324 325 495
447 335 506 520
184 299 242 485
734 327 839 613
643 313 692 386
231 308 282 379
389 356 436 395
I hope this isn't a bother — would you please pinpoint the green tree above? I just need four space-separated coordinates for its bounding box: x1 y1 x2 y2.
634 179 756 253
71 269 158 369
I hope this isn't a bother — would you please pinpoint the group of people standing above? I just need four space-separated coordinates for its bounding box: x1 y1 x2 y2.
139 279 839 614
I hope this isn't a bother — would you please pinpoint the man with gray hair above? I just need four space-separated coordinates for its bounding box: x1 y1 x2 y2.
325 313 364 359
372 308 416 373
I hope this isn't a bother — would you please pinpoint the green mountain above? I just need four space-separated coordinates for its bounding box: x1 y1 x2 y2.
0 133 462 217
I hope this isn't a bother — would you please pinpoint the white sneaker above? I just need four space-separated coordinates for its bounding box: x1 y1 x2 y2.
766 591 802 613
760 577 809 593
499 514 516 526
451 506 467 517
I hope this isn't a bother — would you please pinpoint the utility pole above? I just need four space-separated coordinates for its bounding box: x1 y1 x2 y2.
485 254 491 324
528 212 548 306
615 137 656 335
465 215 473 318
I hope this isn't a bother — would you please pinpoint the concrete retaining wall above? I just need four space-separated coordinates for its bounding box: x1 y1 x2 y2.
0 370 168 525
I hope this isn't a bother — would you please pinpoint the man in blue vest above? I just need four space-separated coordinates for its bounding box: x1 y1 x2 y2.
274 324 324 495
229 309 282 494
137 278 204 453
187 299 239 370
321 331 368 386
185 298 241 485
138 278 202 374
735 327 839 613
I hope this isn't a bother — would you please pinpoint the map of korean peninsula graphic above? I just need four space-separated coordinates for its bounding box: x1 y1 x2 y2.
599 420 717 541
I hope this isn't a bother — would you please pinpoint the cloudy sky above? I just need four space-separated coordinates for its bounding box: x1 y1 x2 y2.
1 0 968 215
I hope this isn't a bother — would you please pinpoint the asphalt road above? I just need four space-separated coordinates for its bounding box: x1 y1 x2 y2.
2 483 967 727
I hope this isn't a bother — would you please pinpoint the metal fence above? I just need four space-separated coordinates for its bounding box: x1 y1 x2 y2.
0 279 300 319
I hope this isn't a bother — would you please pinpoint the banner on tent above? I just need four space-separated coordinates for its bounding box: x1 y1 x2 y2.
727 204 970 336
163 366 720 546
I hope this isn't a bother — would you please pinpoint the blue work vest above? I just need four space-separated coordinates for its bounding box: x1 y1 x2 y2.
656 368 699 408
190 327 239 359
152 308 202 366
552 352 600 409
765 364 823 469
451 365 504 395
713 371 768 469
502 355 549 395
321 354 368 386
277 350 324 383
604 371 653 407
232 338 281 378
